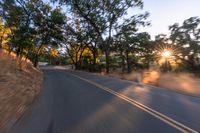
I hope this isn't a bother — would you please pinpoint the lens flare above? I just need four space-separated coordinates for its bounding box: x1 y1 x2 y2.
155 46 179 69
161 50 172 58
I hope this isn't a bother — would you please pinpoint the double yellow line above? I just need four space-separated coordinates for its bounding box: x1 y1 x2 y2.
69 73 198 133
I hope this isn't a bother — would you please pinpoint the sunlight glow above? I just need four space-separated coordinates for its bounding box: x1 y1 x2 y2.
161 50 172 58
156 46 178 69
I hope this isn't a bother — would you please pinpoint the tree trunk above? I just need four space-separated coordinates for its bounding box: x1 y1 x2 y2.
92 49 96 65
78 48 85 70
105 50 110 73
75 62 79 70
33 54 38 68
75 54 79 70
126 51 131 73
33 44 43 68
120 50 125 73
16 47 21 57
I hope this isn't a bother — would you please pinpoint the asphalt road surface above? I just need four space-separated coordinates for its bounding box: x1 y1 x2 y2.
10 67 200 133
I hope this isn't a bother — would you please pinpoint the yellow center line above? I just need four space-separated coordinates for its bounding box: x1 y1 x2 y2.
68 72 198 133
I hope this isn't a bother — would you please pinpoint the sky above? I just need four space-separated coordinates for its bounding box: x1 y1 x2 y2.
134 0 200 39
46 0 200 40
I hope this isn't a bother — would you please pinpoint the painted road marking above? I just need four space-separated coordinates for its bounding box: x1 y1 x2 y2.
69 73 198 133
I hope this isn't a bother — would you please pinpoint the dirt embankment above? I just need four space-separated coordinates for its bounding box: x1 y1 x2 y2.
0 49 43 132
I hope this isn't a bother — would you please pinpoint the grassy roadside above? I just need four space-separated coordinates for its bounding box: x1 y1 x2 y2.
0 49 43 132
105 70 200 97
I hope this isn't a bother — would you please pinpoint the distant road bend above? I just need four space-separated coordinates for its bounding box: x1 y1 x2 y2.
10 66 200 133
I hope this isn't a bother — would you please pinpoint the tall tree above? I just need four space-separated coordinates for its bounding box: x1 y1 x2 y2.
56 0 146 73
169 16 200 70
114 14 150 72
0 0 66 67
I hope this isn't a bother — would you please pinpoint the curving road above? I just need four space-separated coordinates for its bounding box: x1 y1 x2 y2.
10 67 200 133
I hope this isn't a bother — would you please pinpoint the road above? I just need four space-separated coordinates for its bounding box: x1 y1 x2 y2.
9 67 200 133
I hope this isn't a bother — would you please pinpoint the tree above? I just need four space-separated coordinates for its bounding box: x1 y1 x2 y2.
56 0 146 73
32 5 66 67
0 18 11 49
114 14 150 73
169 16 200 70
64 15 89 69
0 0 66 67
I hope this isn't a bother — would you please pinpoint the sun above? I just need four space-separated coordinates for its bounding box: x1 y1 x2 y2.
155 44 181 70
161 50 172 58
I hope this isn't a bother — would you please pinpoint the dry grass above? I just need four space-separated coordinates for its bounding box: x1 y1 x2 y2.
157 73 200 96
0 49 43 132
107 70 200 97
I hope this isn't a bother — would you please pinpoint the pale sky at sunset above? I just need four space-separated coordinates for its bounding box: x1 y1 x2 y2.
47 0 200 40
137 0 200 39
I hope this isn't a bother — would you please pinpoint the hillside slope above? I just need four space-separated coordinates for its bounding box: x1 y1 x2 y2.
0 49 43 132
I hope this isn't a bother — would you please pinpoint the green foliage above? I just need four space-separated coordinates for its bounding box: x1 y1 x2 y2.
0 18 11 49
168 17 200 71
58 0 148 73
0 0 66 67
